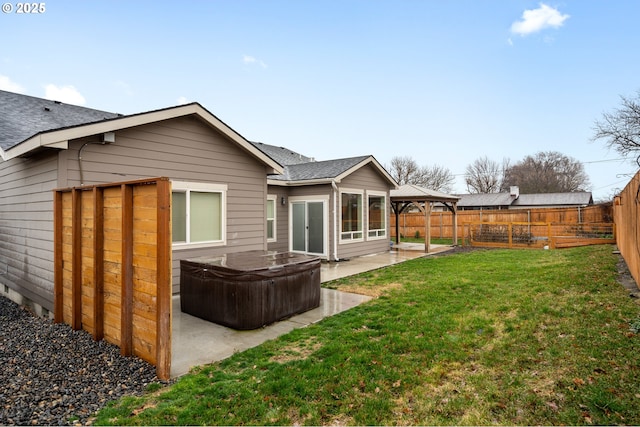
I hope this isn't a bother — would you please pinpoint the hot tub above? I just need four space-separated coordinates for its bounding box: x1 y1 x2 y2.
180 251 321 330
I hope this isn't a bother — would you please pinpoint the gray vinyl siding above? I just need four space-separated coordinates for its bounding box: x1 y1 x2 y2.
336 164 391 260
71 116 268 295
0 153 58 310
266 185 289 253
56 115 269 297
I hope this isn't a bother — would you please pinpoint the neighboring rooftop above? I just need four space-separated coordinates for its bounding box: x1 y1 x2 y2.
512 192 593 208
457 192 519 209
455 187 593 210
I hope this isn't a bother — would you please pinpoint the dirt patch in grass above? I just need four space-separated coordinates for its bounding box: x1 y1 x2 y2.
338 282 403 298
269 337 323 364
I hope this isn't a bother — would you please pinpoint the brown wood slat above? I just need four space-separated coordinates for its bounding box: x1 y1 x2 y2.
53 191 63 323
120 184 134 356
53 177 172 380
155 178 172 380
71 189 82 330
93 186 105 340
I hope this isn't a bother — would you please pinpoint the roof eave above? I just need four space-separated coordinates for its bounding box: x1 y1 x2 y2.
336 156 398 188
268 177 336 186
1 103 284 174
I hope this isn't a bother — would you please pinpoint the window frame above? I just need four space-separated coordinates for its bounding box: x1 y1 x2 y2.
367 190 387 240
267 195 277 243
340 188 364 243
171 181 227 250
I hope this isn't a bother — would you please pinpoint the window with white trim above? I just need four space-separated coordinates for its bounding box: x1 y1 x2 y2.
340 190 363 241
172 181 226 247
267 195 276 242
368 192 387 238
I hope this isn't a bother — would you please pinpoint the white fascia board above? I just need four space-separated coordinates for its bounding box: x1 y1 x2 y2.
273 178 336 186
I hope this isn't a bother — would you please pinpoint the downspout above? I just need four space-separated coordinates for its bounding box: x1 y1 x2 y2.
77 142 94 185
331 180 339 261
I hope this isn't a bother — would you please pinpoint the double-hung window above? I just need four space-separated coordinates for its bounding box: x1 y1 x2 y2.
340 190 363 241
172 181 226 248
267 195 276 242
367 191 387 238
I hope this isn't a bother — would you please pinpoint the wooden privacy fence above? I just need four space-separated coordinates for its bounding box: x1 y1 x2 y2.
463 222 616 249
391 204 613 241
53 177 172 380
614 170 640 289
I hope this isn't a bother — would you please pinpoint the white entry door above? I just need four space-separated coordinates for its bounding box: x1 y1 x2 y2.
290 199 327 257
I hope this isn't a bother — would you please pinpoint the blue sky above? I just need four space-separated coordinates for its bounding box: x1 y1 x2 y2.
2 1 639 200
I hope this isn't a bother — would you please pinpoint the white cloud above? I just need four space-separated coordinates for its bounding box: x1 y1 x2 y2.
0 75 26 93
44 84 86 106
243 54 267 68
177 96 189 105
510 3 570 36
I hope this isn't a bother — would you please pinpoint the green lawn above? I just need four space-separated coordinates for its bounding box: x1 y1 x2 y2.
94 245 640 426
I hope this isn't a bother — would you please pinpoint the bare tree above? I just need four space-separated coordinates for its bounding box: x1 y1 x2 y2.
387 156 455 193
416 164 456 193
502 151 590 193
464 156 509 193
388 156 421 185
592 90 640 166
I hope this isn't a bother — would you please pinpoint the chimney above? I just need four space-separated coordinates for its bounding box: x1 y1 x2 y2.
510 186 520 198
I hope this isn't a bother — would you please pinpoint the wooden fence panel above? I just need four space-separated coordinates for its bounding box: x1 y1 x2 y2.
53 177 172 380
614 171 640 290
392 204 613 240
463 221 615 249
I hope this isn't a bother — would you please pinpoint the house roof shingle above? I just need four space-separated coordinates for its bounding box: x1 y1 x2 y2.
269 156 372 182
0 90 121 151
253 141 395 186
250 142 312 166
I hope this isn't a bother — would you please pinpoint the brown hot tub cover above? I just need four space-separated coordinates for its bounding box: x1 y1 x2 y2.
180 251 321 330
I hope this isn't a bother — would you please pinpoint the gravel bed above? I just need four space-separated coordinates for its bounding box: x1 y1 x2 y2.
0 296 166 426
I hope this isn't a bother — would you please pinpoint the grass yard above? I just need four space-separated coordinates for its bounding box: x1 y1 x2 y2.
94 245 640 426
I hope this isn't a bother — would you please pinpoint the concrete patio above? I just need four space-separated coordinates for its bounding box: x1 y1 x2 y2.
170 243 453 377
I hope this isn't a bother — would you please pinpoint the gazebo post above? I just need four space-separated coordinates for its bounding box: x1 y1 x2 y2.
424 201 431 253
394 202 401 245
452 201 458 246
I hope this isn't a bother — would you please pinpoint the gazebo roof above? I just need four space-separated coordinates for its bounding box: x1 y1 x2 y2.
390 184 460 203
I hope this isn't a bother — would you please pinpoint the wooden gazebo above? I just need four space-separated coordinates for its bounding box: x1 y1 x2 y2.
390 184 460 252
